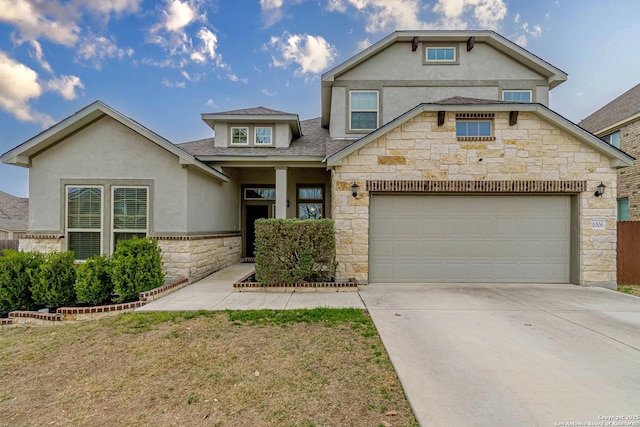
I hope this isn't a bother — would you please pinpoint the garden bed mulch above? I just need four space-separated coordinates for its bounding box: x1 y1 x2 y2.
233 271 359 292
1 277 188 327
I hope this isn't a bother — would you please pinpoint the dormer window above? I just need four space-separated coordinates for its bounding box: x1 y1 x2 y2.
350 90 379 132
231 127 249 145
255 127 272 145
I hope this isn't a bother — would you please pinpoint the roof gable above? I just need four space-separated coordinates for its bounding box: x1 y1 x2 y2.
201 106 302 137
326 101 634 168
579 83 640 133
1 101 228 182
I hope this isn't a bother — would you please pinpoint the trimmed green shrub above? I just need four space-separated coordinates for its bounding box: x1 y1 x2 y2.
254 218 336 285
75 254 113 305
31 250 77 309
0 250 44 312
111 237 165 303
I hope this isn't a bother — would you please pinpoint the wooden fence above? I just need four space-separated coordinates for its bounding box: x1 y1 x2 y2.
618 221 640 285
0 239 19 256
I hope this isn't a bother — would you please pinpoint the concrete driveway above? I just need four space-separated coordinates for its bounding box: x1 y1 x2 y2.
359 283 640 426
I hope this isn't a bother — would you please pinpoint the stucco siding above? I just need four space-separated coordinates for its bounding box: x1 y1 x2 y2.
28 116 188 235
187 167 240 233
331 111 618 288
339 42 545 82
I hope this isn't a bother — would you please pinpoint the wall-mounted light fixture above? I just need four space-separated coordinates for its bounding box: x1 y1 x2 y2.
594 182 606 197
351 182 360 198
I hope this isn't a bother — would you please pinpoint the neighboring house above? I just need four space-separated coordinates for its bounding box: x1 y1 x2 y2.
0 190 28 240
579 83 640 221
1 30 634 288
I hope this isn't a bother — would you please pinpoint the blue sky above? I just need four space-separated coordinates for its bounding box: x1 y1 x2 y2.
1 0 639 197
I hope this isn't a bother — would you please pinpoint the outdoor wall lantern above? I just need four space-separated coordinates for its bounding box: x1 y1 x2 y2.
594 182 606 197
351 182 360 198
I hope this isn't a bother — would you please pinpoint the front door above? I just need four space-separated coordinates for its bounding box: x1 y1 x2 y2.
244 205 270 257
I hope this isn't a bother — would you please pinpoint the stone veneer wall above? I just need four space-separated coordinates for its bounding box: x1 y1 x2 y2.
19 235 64 253
331 111 618 288
18 234 242 282
617 119 640 219
156 234 242 282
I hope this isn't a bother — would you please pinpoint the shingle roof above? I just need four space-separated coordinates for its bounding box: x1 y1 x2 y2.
0 218 27 233
0 190 28 221
177 117 329 158
206 106 295 116
579 83 640 133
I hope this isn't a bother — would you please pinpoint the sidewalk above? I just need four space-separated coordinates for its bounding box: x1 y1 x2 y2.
137 263 366 311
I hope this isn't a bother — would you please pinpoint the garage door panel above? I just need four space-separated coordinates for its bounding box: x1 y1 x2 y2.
369 195 571 283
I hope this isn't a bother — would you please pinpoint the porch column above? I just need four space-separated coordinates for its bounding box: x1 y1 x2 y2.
275 166 288 218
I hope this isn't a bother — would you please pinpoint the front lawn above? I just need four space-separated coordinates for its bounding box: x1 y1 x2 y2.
0 309 417 426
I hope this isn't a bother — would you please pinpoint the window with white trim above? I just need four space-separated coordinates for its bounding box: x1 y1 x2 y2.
456 120 492 138
254 127 272 145
601 131 621 149
231 127 249 145
67 186 102 260
502 90 532 103
425 47 456 62
112 187 148 249
350 91 378 131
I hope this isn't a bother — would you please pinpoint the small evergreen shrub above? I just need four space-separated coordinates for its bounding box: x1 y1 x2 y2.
0 250 44 312
254 218 336 285
75 254 113 305
31 250 77 309
111 237 165 303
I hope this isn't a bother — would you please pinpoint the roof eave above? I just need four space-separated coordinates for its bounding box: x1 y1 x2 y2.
201 113 302 138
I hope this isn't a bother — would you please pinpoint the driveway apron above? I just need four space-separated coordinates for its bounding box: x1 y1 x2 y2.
359 283 640 426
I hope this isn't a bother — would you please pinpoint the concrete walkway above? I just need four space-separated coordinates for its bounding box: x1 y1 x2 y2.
137 263 366 311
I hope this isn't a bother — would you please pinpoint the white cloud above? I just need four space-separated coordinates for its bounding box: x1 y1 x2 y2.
76 34 134 70
46 75 84 100
83 0 142 15
357 38 373 51
260 0 284 27
268 32 338 76
0 51 54 127
432 0 507 30
326 0 423 33
514 12 520 23
514 35 527 46
206 99 216 107
158 0 198 32
189 27 225 67
327 0 508 33
0 0 80 46
262 88 277 97
19 39 53 73
161 78 186 88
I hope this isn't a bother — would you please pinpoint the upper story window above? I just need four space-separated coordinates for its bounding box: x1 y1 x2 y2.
231 127 249 145
455 113 495 141
426 47 456 62
502 90 532 103
423 45 458 65
255 127 272 145
349 90 379 131
601 131 621 149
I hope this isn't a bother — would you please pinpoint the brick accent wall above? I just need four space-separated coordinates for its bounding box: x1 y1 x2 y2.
331 111 618 288
617 119 640 219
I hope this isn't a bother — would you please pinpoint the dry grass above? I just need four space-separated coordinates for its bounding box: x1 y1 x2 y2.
618 284 640 297
0 309 417 427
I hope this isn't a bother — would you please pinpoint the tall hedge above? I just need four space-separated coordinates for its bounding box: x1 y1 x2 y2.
111 237 165 303
31 250 77 309
0 250 44 312
254 218 336 285
75 254 113 305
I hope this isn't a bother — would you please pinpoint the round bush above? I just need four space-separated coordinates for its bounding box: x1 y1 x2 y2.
75 254 113 305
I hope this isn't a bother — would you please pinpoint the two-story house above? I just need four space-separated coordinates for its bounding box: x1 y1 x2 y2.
579 83 640 221
1 30 633 288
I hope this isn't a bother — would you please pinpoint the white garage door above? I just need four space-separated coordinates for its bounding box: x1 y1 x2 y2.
369 195 571 283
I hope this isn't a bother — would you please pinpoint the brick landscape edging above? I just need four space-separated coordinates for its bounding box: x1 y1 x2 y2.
233 271 359 292
1 277 189 328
